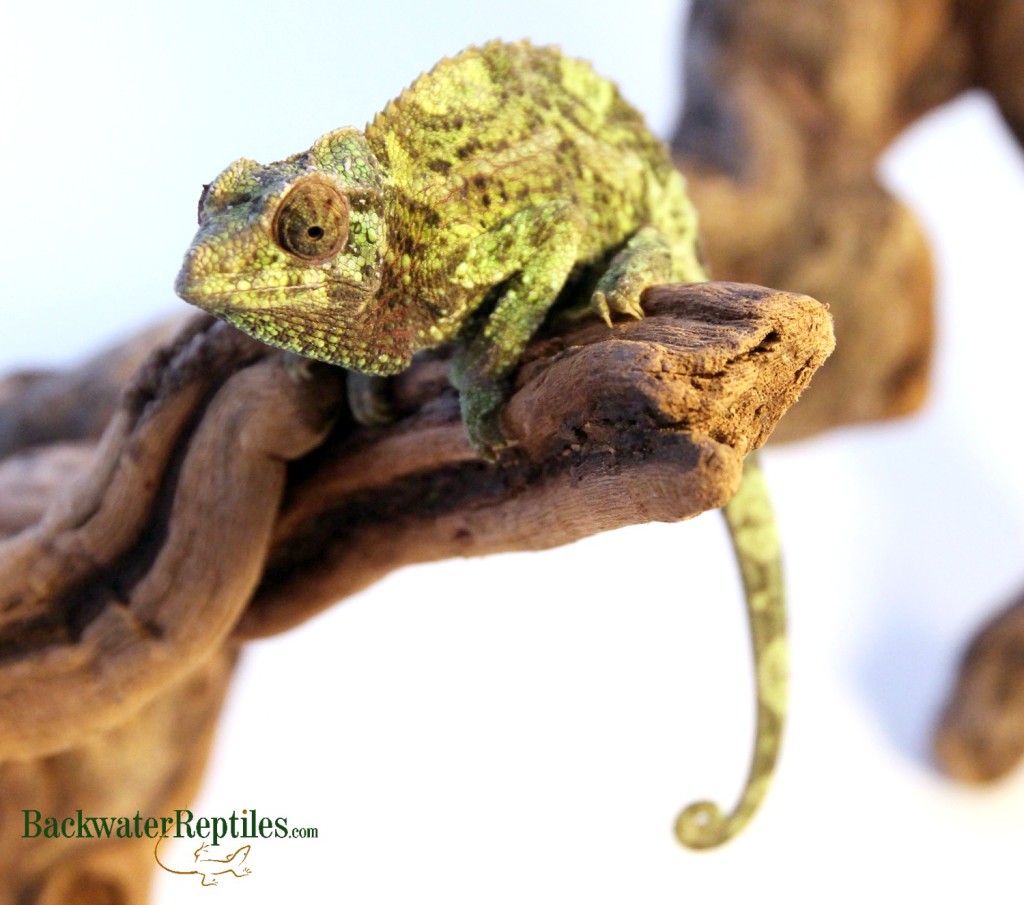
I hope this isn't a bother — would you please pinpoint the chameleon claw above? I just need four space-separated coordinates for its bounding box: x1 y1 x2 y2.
591 286 646 324
474 429 516 463
622 295 644 320
347 372 397 426
591 290 614 328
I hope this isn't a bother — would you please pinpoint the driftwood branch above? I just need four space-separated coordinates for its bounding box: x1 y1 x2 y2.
934 590 1024 783
674 0 1024 442
672 0 1024 789
0 320 186 460
0 281 832 903
242 282 831 638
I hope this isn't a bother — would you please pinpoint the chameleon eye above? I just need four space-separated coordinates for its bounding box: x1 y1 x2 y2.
273 177 350 262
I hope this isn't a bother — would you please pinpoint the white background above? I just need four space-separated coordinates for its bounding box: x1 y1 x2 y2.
3 1 1024 901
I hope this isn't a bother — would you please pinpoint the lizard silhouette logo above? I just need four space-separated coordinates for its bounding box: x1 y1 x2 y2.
154 834 253 887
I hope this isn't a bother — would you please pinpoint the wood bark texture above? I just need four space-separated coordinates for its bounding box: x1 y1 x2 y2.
0 282 832 902
671 0 1024 784
674 0 1024 441
934 590 1024 783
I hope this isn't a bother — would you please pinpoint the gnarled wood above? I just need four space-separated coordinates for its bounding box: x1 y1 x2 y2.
0 281 831 899
672 1 1024 787
243 282 832 637
934 591 1024 783
674 0 1024 442
0 281 832 739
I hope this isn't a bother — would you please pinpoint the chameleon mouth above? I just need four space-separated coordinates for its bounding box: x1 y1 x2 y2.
174 270 314 312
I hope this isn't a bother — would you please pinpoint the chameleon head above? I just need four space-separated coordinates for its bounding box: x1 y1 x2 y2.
174 128 388 364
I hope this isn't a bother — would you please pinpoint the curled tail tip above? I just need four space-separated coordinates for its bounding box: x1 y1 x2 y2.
674 800 731 850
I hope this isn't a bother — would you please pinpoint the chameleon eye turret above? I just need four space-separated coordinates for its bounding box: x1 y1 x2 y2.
174 39 789 851
273 176 350 263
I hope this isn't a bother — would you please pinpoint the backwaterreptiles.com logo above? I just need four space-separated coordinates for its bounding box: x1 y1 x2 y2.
22 807 319 888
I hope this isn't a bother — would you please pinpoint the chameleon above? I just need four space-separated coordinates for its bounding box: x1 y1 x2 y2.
173 39 703 455
174 39 786 850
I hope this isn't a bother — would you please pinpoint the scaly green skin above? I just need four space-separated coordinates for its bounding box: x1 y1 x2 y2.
174 39 786 850
175 40 702 452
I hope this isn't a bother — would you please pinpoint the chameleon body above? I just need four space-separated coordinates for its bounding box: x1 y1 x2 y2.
175 39 786 849
175 39 702 452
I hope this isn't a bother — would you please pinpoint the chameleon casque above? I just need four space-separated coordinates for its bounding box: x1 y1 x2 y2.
175 39 786 849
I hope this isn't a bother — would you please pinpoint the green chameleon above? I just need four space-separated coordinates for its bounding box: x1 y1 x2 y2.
175 39 786 850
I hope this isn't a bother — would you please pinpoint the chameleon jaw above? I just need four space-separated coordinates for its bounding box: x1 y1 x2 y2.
174 265 329 316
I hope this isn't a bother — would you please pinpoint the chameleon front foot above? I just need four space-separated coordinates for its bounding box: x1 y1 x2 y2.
450 373 514 461
590 226 673 326
675 454 788 850
464 410 511 461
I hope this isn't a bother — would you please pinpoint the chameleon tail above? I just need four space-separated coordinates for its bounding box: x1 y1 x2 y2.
674 452 788 849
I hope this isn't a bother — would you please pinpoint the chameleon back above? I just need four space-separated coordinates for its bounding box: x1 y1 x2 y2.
364 40 701 290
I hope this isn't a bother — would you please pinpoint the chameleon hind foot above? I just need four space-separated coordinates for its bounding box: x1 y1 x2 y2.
675 454 788 849
347 372 396 426
591 226 673 326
